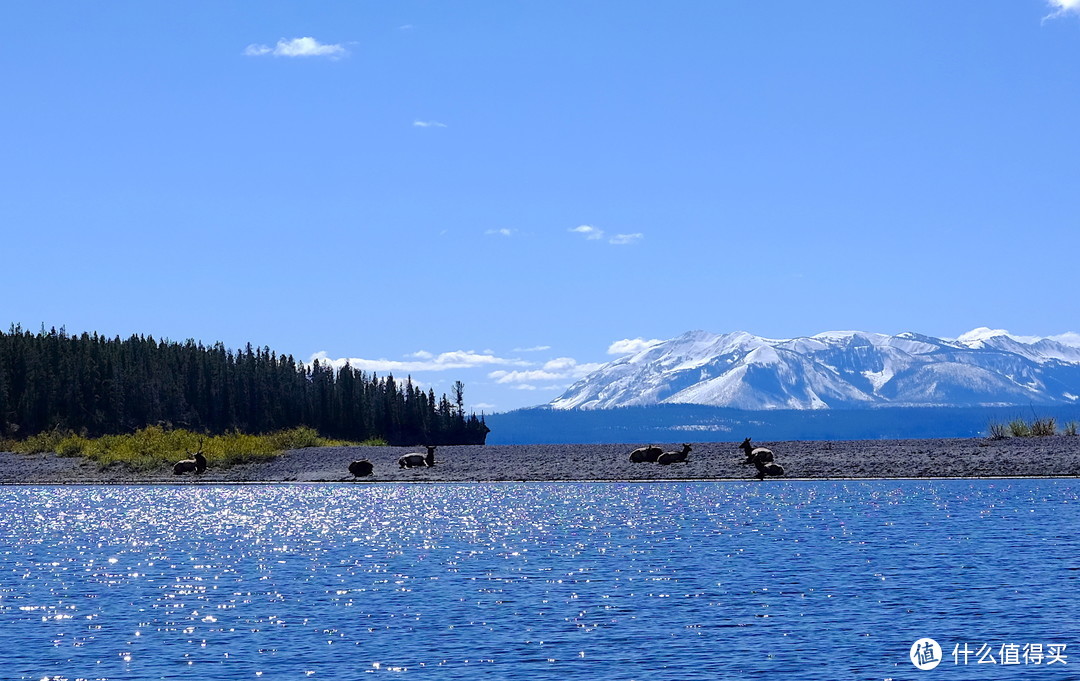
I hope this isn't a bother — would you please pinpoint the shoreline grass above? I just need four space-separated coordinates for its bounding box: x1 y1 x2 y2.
988 416 1077 440
1 426 384 472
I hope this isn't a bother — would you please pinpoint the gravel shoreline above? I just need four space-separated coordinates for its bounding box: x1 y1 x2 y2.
2 436 1080 484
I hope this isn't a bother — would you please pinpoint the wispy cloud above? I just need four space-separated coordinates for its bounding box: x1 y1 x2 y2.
608 338 664 356
569 225 645 245
513 345 552 353
954 328 1080 348
1045 0 1080 20
570 224 605 240
244 37 347 59
1051 332 1080 347
488 357 603 391
310 349 529 374
609 233 644 245
485 228 517 237
413 120 448 128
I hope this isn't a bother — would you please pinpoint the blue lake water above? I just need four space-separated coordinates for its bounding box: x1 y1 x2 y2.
1 481 1077 680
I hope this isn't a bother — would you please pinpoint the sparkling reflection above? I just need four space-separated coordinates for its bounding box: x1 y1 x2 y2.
0 481 1077 680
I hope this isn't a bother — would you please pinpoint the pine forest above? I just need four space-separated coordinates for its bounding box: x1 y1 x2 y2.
0 326 489 446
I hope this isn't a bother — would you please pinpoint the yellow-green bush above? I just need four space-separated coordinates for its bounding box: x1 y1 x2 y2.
1008 419 1032 437
16 430 69 454
990 416 1067 438
7 426 374 472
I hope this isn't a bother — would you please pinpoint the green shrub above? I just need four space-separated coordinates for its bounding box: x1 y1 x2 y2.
55 434 89 457
269 426 326 450
1064 421 1079 436
1031 417 1057 437
1009 419 1032 437
16 430 69 454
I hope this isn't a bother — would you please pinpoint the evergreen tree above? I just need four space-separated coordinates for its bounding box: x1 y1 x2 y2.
0 326 489 445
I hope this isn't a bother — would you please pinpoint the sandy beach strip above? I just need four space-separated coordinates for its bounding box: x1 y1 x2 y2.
2 437 1080 484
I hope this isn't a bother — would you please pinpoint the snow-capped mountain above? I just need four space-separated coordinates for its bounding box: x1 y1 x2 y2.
550 328 1080 410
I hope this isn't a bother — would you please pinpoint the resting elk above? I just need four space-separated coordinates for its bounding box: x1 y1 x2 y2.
398 445 437 469
349 460 374 477
738 438 773 464
174 440 207 475
656 443 692 465
629 444 663 463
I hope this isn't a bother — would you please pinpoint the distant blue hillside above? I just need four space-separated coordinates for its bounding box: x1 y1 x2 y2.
484 405 1080 445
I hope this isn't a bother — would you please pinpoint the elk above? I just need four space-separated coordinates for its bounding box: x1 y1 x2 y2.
656 443 692 465
738 437 774 464
348 460 374 477
754 459 785 480
739 437 785 480
398 445 437 469
629 444 663 463
173 440 207 475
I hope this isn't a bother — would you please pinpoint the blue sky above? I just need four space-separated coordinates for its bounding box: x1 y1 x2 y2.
3 1 1079 413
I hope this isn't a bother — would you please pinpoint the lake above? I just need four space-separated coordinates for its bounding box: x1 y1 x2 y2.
1 481 1077 680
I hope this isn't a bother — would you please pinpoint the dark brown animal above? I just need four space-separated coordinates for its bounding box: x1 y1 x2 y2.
738 437 773 464
174 441 207 475
656 443 692 465
754 460 785 480
629 445 663 463
349 460 374 477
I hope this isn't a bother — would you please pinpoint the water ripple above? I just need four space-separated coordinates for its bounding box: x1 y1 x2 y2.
1 480 1077 679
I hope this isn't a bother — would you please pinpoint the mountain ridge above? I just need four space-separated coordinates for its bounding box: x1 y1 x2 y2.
551 328 1080 411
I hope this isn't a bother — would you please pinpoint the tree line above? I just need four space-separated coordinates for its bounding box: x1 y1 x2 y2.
0 325 489 446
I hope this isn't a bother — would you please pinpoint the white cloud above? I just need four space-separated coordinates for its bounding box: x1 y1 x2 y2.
513 345 552 353
413 120 447 128
490 369 564 384
310 349 528 374
485 228 516 237
1050 332 1080 347
609 233 644 245
488 358 603 386
570 225 645 245
1046 0 1080 19
953 328 1080 348
570 224 605 240
542 357 578 372
608 337 664 356
244 37 347 59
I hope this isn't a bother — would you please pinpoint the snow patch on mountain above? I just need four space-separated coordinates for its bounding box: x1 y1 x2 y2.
551 328 1080 411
